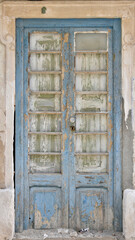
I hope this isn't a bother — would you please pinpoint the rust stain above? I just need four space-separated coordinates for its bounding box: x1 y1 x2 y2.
108 101 112 111
113 54 115 62
24 113 28 122
64 33 69 43
17 192 21 209
108 117 113 151
63 133 68 152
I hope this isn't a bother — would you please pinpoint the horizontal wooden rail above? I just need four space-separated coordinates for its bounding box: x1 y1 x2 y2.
29 152 61 155
28 132 62 135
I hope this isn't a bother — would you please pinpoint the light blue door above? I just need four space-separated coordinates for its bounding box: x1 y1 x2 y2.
15 19 122 232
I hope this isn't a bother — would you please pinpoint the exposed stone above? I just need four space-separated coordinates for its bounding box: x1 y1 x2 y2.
13 229 124 240
123 189 135 240
0 189 14 240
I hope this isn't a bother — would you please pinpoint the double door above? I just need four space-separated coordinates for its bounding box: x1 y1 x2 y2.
15 19 122 232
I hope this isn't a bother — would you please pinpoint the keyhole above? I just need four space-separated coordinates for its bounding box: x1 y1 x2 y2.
71 126 75 131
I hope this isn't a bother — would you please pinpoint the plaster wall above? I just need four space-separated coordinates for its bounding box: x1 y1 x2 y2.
0 1 135 239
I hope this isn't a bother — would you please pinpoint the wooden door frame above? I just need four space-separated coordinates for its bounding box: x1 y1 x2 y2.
15 18 122 232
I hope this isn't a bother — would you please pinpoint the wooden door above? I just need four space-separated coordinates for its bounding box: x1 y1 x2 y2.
15 19 122 232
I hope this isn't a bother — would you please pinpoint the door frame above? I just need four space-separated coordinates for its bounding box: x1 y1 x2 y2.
15 18 122 232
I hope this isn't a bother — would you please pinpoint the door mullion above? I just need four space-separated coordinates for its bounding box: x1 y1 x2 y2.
68 30 76 229
61 32 70 228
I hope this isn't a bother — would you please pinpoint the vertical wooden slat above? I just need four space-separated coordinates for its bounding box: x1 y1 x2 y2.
15 19 24 232
23 28 30 230
61 32 70 228
113 19 122 232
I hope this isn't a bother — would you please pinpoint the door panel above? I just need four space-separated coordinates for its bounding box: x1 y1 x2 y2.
76 188 108 230
15 19 122 232
30 187 62 229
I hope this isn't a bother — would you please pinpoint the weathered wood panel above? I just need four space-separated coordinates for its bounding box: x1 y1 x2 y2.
15 19 121 232
30 187 61 229
76 188 108 230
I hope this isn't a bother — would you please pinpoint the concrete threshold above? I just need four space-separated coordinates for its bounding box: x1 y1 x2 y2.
13 229 124 240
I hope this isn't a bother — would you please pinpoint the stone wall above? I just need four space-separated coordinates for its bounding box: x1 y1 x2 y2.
0 1 135 239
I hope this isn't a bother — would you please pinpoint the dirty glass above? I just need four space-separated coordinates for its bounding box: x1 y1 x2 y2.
30 33 61 51
76 155 107 173
29 32 62 174
75 33 107 51
29 134 61 152
76 94 107 112
76 114 107 132
30 53 61 71
30 74 61 91
76 74 107 91
29 94 61 112
75 135 107 153
75 53 107 71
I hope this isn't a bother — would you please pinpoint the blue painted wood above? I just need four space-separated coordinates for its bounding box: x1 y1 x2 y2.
113 19 122 231
61 31 70 227
29 174 62 188
107 27 114 230
15 21 24 232
23 28 30 230
15 18 122 232
30 187 62 229
68 29 76 229
75 174 108 188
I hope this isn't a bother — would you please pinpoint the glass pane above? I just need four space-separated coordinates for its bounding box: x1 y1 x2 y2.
76 94 107 112
29 94 61 112
75 135 107 153
76 74 107 91
75 33 107 51
29 134 61 152
76 155 107 173
76 114 107 132
30 33 61 51
29 114 61 132
29 155 61 173
30 74 61 91
75 53 107 71
30 53 61 71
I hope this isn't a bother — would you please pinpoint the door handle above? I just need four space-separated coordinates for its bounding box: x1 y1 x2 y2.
69 117 76 131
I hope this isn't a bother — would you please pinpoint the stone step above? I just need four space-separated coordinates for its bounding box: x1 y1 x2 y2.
13 229 124 240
